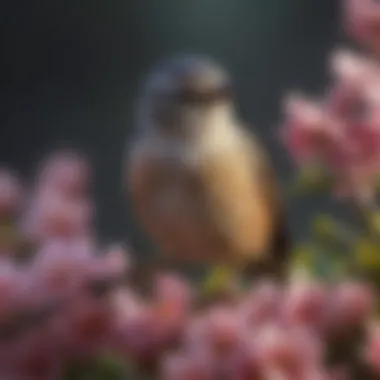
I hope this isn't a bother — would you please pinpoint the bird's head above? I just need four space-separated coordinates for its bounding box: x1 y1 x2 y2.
137 54 236 137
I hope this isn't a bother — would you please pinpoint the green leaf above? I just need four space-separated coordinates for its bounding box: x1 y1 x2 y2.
62 354 130 380
373 173 380 193
314 245 349 282
354 238 380 271
313 214 336 239
94 353 130 380
289 163 332 196
312 214 354 249
290 238 351 282
364 210 380 236
201 265 236 297
62 360 91 380
290 243 316 277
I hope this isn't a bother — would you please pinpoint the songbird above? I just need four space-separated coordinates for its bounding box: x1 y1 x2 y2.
126 54 291 293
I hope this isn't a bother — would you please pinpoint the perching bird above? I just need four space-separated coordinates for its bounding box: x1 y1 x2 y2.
126 55 291 293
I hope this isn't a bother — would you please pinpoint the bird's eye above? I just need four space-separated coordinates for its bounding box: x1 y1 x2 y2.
217 83 234 101
173 89 199 104
172 83 234 105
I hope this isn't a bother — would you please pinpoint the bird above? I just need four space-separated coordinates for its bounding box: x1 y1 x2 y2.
125 54 291 295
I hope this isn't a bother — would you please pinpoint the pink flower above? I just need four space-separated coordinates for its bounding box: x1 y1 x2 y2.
0 168 22 216
114 278 192 364
52 297 112 360
283 68 380 198
281 281 328 332
116 304 164 361
255 325 322 377
0 263 26 323
182 315 210 350
325 282 374 335
22 190 94 242
6 331 61 380
201 306 243 351
329 49 377 91
240 280 281 326
111 287 145 324
343 0 380 53
364 324 380 373
154 273 192 314
281 94 343 165
85 244 130 287
327 365 350 380
35 150 90 198
161 351 215 380
110 289 160 359
223 339 262 380
326 52 379 124
30 238 96 299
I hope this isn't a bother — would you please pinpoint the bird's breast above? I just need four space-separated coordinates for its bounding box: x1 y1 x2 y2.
197 143 273 260
157 134 273 262
131 128 275 264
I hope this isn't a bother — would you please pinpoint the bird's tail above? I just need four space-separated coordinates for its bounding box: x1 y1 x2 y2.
200 216 292 299
243 215 292 283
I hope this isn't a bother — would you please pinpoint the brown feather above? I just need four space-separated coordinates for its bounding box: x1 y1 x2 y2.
127 124 289 273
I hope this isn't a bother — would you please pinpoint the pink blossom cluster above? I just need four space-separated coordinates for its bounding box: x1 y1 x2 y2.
281 48 380 199
162 279 377 380
344 0 380 54
0 152 196 379
0 152 131 378
280 0 380 200
1 152 380 379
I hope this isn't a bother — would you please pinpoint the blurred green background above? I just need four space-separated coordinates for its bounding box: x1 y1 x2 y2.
0 0 339 255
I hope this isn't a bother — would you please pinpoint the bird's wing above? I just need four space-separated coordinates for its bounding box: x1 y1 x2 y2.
126 138 172 252
126 137 218 263
243 129 291 279
125 138 180 287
